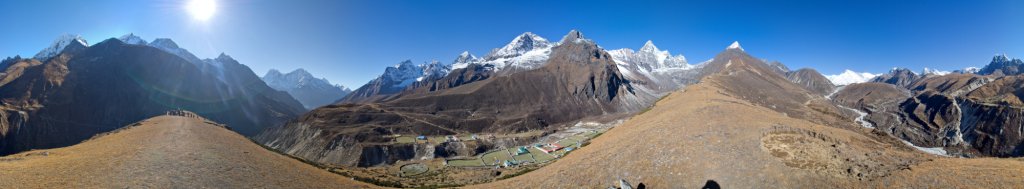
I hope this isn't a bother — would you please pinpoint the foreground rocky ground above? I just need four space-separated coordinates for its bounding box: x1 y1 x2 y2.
0 115 374 188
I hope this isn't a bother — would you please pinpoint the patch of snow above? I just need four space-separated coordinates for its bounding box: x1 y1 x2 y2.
836 105 874 128
825 85 845 100
825 70 880 86
900 140 949 156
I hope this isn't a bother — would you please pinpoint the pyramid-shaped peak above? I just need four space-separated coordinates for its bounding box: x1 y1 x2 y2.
640 40 659 52
216 52 234 61
727 41 743 51
559 29 587 44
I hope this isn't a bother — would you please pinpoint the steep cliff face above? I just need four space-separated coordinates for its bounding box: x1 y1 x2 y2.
836 73 1024 157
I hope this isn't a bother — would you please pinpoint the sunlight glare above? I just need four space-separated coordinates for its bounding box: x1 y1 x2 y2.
186 0 216 22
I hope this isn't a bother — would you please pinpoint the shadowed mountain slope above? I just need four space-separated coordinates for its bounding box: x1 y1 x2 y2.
0 38 305 156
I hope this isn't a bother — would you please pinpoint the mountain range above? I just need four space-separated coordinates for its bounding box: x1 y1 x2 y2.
252 29 1024 187
2 30 1024 187
262 69 351 109
0 34 306 156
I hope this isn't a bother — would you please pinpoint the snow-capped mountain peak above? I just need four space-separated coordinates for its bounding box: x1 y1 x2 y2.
419 60 451 82
262 68 351 109
451 51 479 69
727 41 743 51
383 60 423 87
117 33 147 45
922 67 951 76
825 69 880 86
485 32 551 60
34 34 89 60
475 32 555 72
640 40 660 52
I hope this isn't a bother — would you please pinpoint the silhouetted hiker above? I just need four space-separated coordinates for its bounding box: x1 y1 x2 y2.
702 180 720 189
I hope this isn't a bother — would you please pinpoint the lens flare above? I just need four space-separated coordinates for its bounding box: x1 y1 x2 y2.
186 0 216 21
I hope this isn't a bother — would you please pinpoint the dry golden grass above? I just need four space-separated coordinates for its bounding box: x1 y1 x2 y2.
469 82 1024 188
0 115 377 188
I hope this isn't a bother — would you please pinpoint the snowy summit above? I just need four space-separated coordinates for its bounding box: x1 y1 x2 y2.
34 34 89 61
727 41 743 51
825 69 880 86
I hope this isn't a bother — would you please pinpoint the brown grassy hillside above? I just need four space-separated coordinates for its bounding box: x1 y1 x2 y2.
0 115 376 188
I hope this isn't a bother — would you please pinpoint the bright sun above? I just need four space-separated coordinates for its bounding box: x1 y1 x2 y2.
186 0 217 21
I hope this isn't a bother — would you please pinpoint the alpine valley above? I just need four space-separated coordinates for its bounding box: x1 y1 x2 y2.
2 28 1023 189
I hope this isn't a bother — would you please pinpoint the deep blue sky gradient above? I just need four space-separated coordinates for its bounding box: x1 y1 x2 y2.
1 0 1021 87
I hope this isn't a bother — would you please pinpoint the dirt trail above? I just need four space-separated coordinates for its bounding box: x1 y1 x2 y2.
0 115 377 188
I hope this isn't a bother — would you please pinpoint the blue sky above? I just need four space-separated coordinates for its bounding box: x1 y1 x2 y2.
1 0 1021 88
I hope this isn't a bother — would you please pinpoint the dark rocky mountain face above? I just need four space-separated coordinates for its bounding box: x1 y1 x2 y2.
254 30 658 167
0 39 305 156
835 70 1024 157
870 68 922 88
785 68 836 96
978 55 1024 76
262 69 351 109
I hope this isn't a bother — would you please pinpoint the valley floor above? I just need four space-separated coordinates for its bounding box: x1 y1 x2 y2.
0 115 375 188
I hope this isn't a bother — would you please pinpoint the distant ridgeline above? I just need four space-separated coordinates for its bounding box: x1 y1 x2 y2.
0 34 305 156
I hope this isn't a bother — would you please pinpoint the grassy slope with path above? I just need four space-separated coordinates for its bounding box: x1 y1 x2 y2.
0 115 378 188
